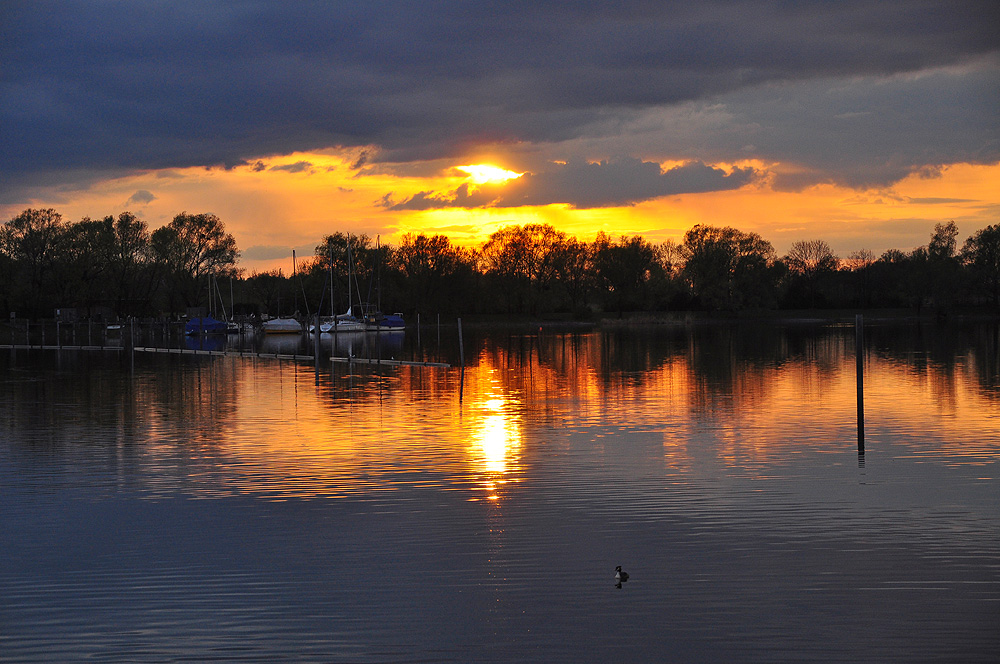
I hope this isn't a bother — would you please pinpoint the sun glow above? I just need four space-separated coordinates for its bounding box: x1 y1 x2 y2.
457 164 523 184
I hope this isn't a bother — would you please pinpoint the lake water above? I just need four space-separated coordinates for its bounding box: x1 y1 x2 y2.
2 321 998 662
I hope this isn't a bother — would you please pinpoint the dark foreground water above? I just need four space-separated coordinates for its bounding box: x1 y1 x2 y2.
2 321 998 662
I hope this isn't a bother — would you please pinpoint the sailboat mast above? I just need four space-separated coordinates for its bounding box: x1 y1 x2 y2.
292 249 298 315
347 234 355 316
215 278 228 321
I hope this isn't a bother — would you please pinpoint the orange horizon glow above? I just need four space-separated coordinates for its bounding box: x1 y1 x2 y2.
2 148 997 274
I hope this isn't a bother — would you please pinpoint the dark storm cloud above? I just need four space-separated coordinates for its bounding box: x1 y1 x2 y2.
388 159 758 209
269 161 314 174
1 0 997 203
124 189 156 206
585 58 1000 190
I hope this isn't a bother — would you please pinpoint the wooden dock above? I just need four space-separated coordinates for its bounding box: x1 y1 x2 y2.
1 344 123 351
133 347 316 361
3 344 451 367
331 356 450 368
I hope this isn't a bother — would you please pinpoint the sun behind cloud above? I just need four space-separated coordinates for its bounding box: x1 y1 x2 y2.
457 164 523 185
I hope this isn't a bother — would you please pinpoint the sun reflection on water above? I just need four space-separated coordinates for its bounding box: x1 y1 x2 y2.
473 396 521 475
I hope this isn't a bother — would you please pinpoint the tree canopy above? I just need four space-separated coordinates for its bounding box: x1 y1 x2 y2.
3 208 1000 320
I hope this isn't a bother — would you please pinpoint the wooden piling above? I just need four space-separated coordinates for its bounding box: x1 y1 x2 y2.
458 317 465 404
856 314 864 453
313 314 320 374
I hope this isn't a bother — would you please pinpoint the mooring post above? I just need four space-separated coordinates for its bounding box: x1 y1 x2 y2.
856 314 865 454
458 316 465 404
314 314 321 375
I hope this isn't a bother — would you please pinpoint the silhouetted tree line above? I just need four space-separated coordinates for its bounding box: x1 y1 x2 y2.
3 208 999 320
1 209 238 319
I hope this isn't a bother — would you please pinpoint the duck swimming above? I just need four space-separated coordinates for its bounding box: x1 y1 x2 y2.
615 566 629 582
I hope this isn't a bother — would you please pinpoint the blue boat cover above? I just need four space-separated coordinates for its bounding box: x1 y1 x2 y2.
185 316 229 334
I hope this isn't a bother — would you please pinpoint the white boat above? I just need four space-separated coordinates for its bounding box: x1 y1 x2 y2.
311 319 366 333
311 236 368 334
263 317 302 334
315 312 366 333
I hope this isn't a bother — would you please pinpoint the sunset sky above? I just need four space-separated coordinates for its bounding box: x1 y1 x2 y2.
2 1 998 272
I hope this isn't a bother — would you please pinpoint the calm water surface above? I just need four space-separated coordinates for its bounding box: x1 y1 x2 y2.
2 322 998 662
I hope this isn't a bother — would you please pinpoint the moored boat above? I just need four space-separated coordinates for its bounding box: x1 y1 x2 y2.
263 317 302 334
185 316 229 335
309 308 366 333
365 312 405 331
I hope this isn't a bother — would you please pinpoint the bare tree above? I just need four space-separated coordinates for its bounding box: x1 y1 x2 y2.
847 249 876 307
784 240 838 275
782 240 838 308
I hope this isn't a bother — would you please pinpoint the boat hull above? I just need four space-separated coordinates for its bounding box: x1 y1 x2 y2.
365 313 405 331
262 318 302 334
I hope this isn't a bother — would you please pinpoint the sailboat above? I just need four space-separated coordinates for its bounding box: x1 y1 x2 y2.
188 275 237 335
264 252 303 334
364 235 405 331
310 235 365 334
317 309 365 333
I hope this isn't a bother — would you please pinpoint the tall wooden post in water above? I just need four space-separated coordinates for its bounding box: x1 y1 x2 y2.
458 317 465 404
314 313 321 376
856 314 864 454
